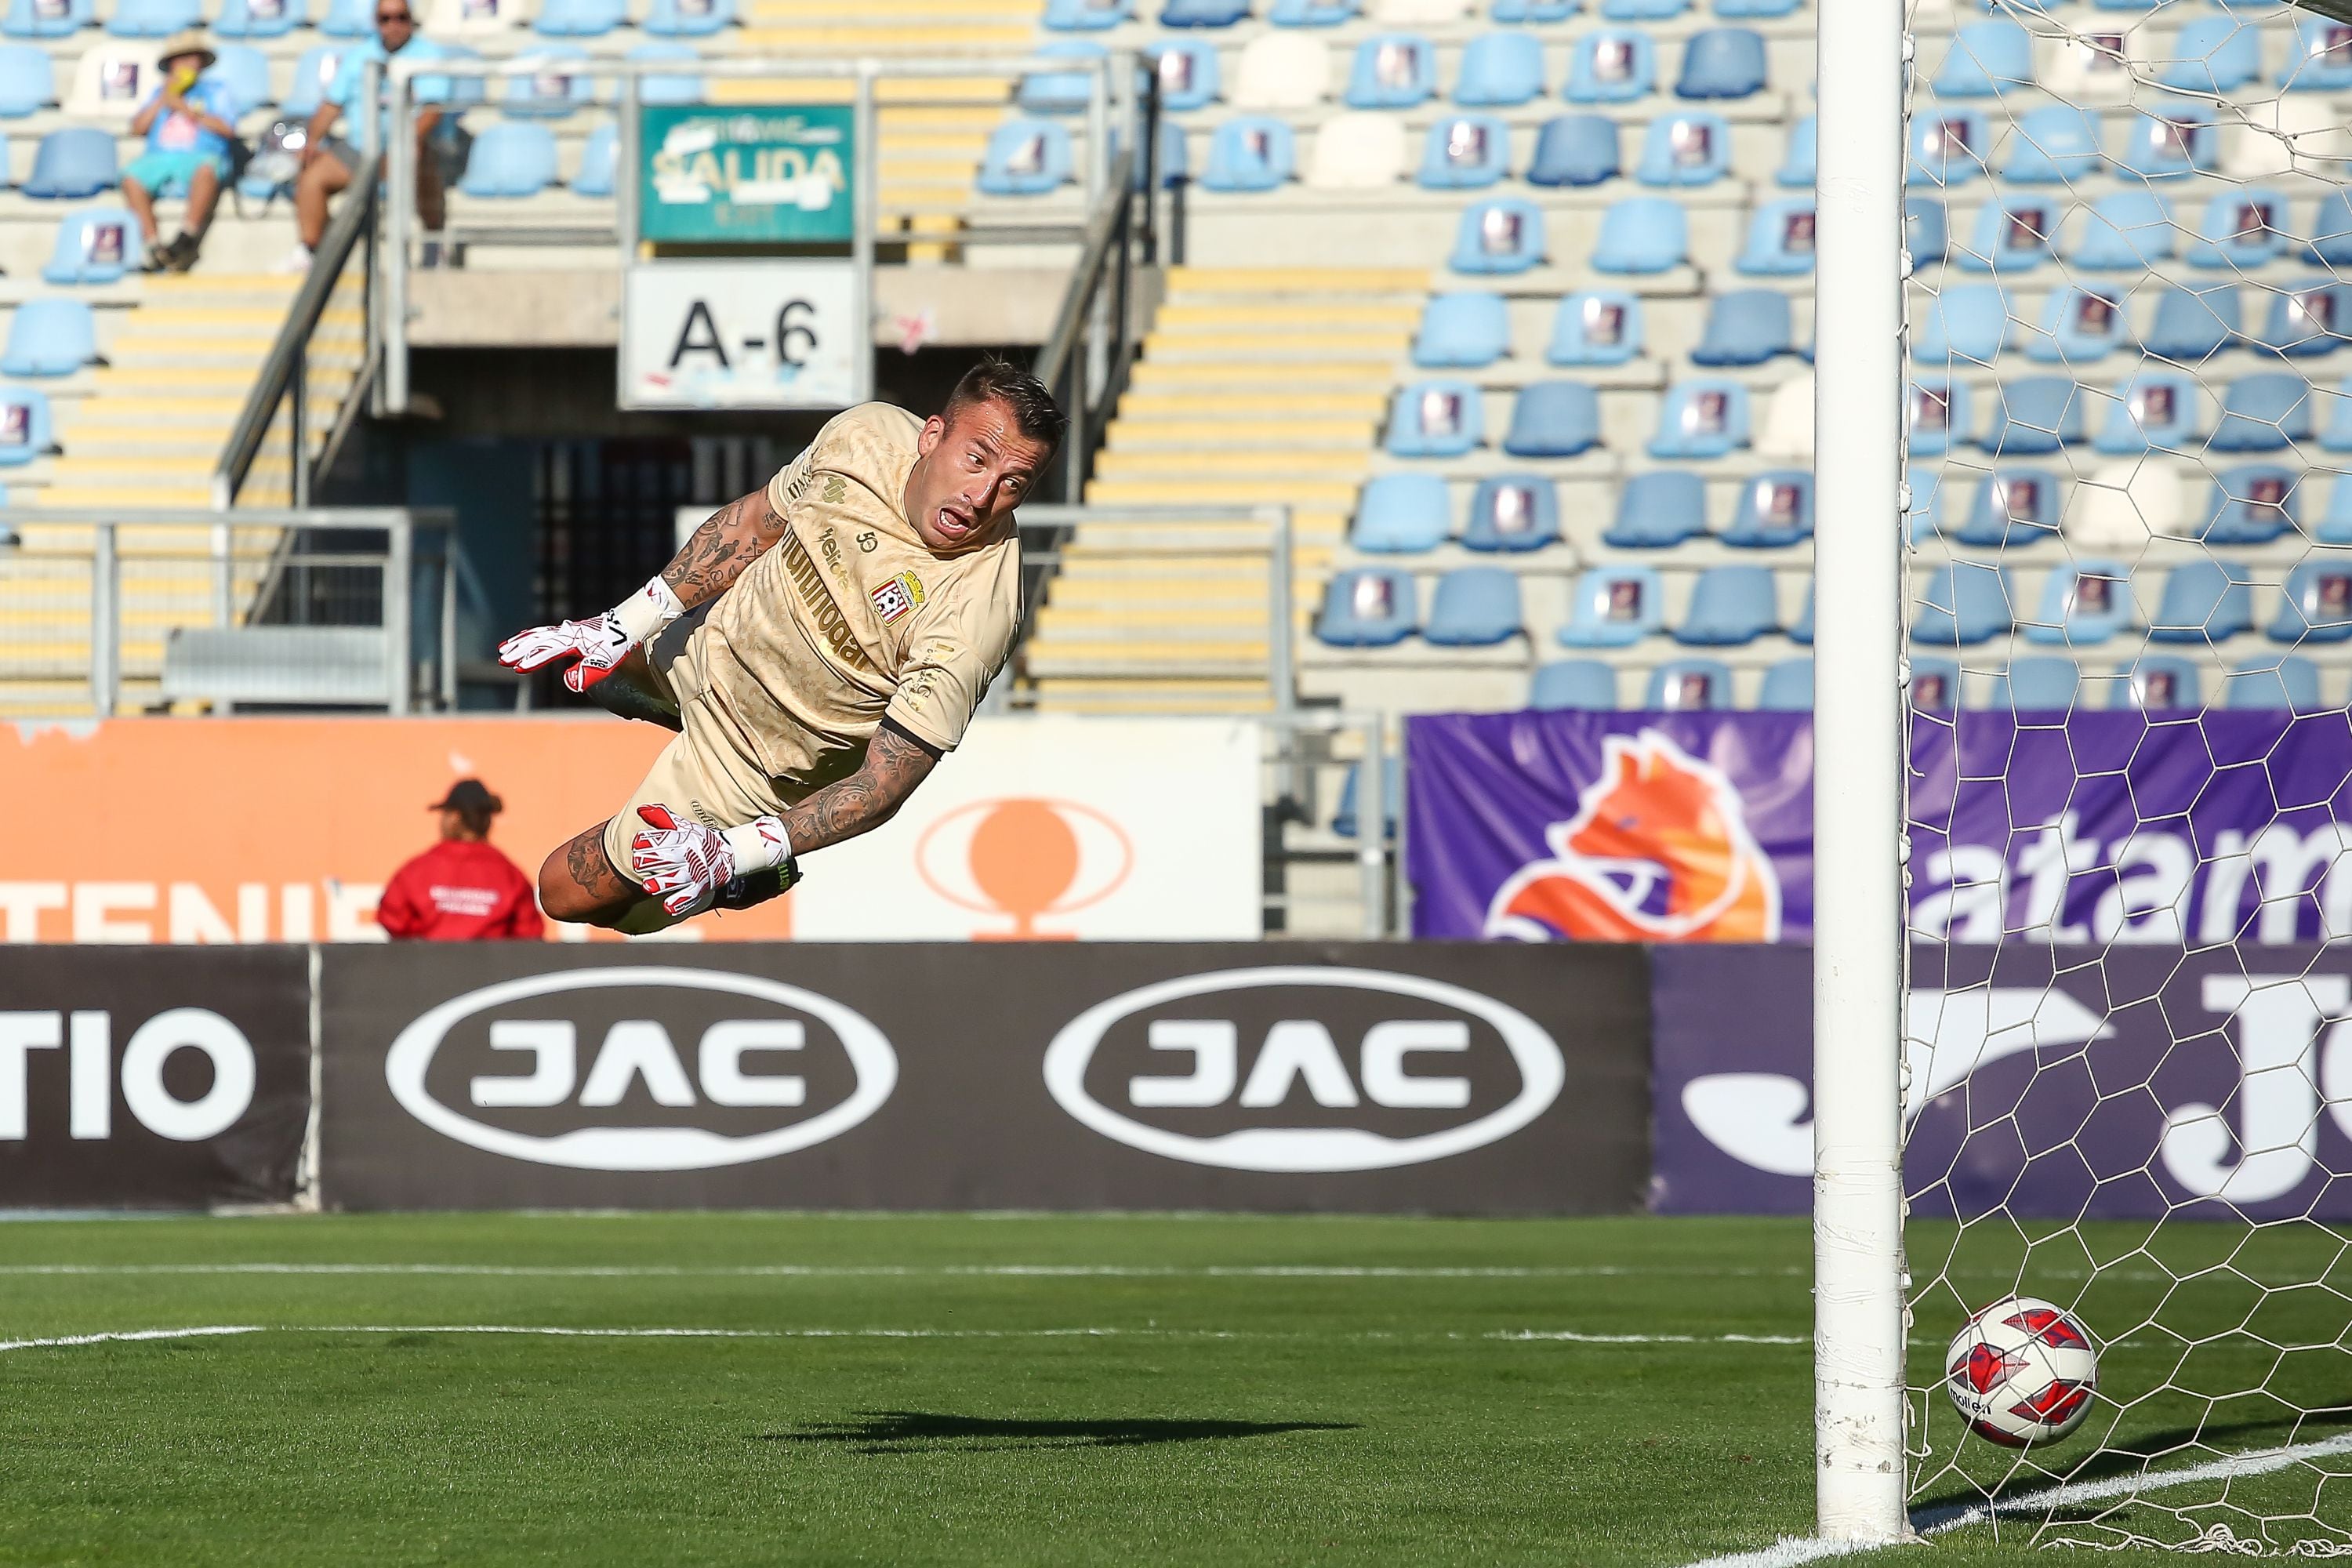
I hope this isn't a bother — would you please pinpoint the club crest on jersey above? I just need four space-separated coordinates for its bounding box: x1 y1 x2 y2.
871 572 926 624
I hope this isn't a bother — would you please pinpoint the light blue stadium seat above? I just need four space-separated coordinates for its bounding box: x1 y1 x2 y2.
1906 197 1947 267
1912 562 2013 646
1150 40 1219 109
1269 0 1353 21
534 0 623 33
1161 0 1250 23
1757 657 1811 710
2271 561 2352 644
2094 371 2200 455
2001 104 2102 183
2281 16 2352 92
1993 657 2082 713
1 298 95 376
2225 656 2323 712
1558 564 1664 648
1722 469 1810 546
1018 41 1105 114
1636 110 1729 186
2322 476 2352 543
1426 567 1524 646
571 119 617 195
1934 18 2031 96
1450 196 1544 273
2025 287 2127 365
2210 372 2311 452
456 122 558 197
2325 378 2352 453
1346 33 1436 108
1909 659 1958 712
2148 559 2254 644
1676 25 1765 97
216 0 305 34
1352 473 1450 553
1387 379 1483 457
1648 377 1748 458
2187 189 2285 270
0 385 53 464
0 0 78 37
1788 583 1813 645
1674 564 1776 645
1201 118 1292 191
1956 466 2061 543
1913 282 2011 365
202 43 271 110
1776 113 1813 187
1606 470 1704 548
2201 463 2298 545
1330 757 1401 838
2068 191 2173 270
1044 0 1128 28
1493 0 1573 18
2163 13 2261 93
1958 197 2055 274
2308 190 2352 270
1502 380 1600 456
642 0 732 34
1907 378 1970 456
281 45 346 118
2114 657 2200 711
106 0 198 37
41 205 132 283
1462 474 1560 551
20 127 114 198
1592 195 1685 274
1564 28 1653 102
2118 107 2217 180
626 42 704 103
2026 560 2129 644
1908 109 1987 187
0 42 49 113
1419 113 1511 188
1691 288 1791 366
1316 568 1417 646
1414 291 1508 368
1647 659 1733 711
1715 0 1793 16
1548 289 1641 365
1603 0 1682 16
2146 283 2238 361
1734 197 1814 275
1903 462 1942 543
2259 282 2352 358
1524 113 1616 186
1455 28 1544 105
1108 117 1187 192
1530 659 1617 710
317 0 373 33
977 118 1073 197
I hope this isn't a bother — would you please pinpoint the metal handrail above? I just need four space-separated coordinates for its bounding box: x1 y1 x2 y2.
1032 147 1136 409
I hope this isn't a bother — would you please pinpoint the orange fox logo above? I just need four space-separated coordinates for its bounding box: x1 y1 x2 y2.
1485 732 1781 943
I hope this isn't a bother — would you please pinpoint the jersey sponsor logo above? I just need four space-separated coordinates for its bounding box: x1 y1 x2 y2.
781 533 875 673
785 463 815 503
871 572 925 625
818 526 844 579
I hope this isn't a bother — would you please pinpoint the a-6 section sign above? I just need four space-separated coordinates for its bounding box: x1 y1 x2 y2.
621 260 867 410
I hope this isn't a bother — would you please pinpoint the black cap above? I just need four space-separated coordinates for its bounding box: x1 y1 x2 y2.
429 779 501 814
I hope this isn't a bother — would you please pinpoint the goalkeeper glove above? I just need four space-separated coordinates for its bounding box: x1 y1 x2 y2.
497 576 685 694
628 805 800 920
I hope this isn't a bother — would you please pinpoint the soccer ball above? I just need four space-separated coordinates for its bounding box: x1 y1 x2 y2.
1944 1295 2099 1448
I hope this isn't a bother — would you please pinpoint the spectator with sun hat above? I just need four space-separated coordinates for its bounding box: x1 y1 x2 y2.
122 29 241 273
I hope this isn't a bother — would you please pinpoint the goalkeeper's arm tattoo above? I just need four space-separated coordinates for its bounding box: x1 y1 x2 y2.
778 726 939 857
662 489 791 609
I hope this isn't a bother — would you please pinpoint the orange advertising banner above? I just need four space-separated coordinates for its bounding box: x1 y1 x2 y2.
0 718 795 942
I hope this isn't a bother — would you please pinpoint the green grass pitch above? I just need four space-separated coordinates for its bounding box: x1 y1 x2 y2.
0 1213 2345 1566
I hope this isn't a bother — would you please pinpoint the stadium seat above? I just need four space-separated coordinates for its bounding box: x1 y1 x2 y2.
2259 283 2352 358
41 205 132 283
426 0 530 32
1425 567 1523 646
1958 198 2055 274
1934 18 2031 96
627 42 704 105
1345 33 1435 107
1676 26 1765 98
1330 757 1401 839
65 43 160 119
202 42 270 110
2147 559 2255 643
2067 191 2174 271
1914 283 2011 366
2001 104 2103 183
2071 458 2185 550
281 45 346 118
1161 0 1250 24
1270 0 1356 22
1018 41 1105 114
2270 561 2352 644
1605 469 1705 547
1387 379 1483 456
317 0 374 32
1414 292 1508 368
1787 583 1813 646
2321 476 2352 543
571 119 617 196
533 0 621 31
1912 562 2014 646
1419 113 1511 188
0 42 49 114
1691 289 1792 367
1722 470 1810 546
1673 564 1777 645
2118 107 2218 180
1734 198 1815 276
2202 464 2299 545
2094 372 2200 455
1563 28 1653 103
1232 33 1330 108
1558 565 1664 647
1501 382 1600 458
978 119 1073 197
1905 197 1947 267
2025 289 2128 365
2210 373 2312 452
1306 111 1405 188
456 122 558 197
2325 379 2352 454
1315 568 1417 646
1647 659 1733 710
1909 658 1958 713
1603 0 1682 17
216 0 307 28
20 128 114 198
1648 378 1748 458
1372 0 1466 24
1957 466 2061 544
1903 462 1943 543
1352 473 1450 553
1993 657 2082 713
2281 16 2352 93
1044 0 1128 28
2224 655 2323 711
1636 111 1730 187
642 0 731 33
1450 197 1544 273
2114 657 2201 711
1 0 78 37
1908 110 1987 187
1548 290 1642 365
2027 561 2129 645
2161 14 2261 93
1592 196 1685 274
106 0 196 37
1758 374 1813 460
1 298 96 376
1525 114 1617 187
0 385 55 464
1907 377 1970 456
1151 41 1220 109
1202 118 1294 191
1716 0 1792 16
1529 660 1617 711
1757 658 1811 711
2187 190 2285 270
1491 0 1570 18
1454 28 1543 105
2145 284 2240 362
1776 114 1813 187
1462 475 1559 551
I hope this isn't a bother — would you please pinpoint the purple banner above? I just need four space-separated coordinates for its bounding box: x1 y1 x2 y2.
1653 944 2352 1220
1406 710 2352 945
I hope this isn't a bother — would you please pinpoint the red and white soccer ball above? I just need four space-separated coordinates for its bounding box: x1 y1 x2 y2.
1944 1295 2100 1448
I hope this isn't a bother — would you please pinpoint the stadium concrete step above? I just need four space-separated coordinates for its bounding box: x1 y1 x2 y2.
1115 390 1390 420
1104 419 1378 452
1094 449 1368 479
1018 678 1276 713
738 24 1031 49
1127 360 1399 392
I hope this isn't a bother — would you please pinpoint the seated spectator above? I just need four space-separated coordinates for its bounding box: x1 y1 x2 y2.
291 0 451 269
376 779 545 940
122 30 239 271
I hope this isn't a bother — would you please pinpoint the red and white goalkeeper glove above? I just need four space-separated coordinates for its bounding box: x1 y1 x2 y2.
628 805 799 920
497 576 685 693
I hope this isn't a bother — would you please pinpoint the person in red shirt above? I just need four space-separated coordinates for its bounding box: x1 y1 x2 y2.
377 779 546 941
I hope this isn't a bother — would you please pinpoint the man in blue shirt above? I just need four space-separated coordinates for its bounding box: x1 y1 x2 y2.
122 30 242 273
289 0 452 269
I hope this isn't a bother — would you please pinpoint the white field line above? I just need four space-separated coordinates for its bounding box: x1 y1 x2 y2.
0 1326 262 1352
0 1263 1805 1279
0 1322 1810 1348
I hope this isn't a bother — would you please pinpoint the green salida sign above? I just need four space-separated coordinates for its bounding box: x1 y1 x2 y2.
637 104 855 245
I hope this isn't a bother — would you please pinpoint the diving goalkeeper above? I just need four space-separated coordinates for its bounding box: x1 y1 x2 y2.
498 361 1063 932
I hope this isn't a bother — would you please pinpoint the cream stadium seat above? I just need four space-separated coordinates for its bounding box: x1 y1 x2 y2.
1232 31 1331 111
1305 110 1406 189
1756 369 1813 461
2070 458 2184 550
2222 96 2352 180
1368 0 1466 24
64 41 161 121
2042 25 2151 105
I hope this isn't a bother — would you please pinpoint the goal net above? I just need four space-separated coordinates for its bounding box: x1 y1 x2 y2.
1888 0 2352 1550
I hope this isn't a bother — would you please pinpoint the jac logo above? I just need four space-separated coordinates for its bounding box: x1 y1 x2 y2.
1486 731 1781 943
1042 967 1563 1172
384 967 895 1171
